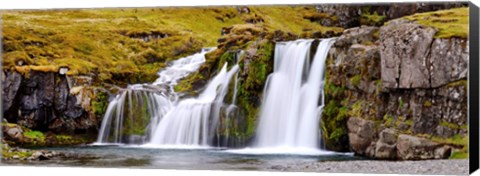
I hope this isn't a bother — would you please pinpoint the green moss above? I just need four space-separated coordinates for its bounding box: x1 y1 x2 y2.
439 120 465 130
399 99 404 109
121 93 152 136
403 7 468 39
423 100 433 107
349 75 361 87
450 149 468 159
24 131 45 142
92 91 109 117
360 11 386 26
447 79 467 88
1 144 33 159
404 119 414 126
374 79 382 96
349 100 364 118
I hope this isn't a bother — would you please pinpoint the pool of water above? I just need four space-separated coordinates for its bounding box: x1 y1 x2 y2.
1 145 364 171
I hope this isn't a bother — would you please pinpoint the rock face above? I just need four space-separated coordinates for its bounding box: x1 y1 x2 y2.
323 19 468 160
2 69 106 135
380 19 468 89
380 19 436 89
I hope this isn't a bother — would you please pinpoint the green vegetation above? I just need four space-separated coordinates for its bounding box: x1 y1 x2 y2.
403 7 468 38
3 6 342 85
1 144 33 159
349 100 364 118
399 99 404 109
419 133 469 159
121 94 152 136
360 12 386 26
423 100 433 107
92 91 109 117
321 81 350 151
439 120 467 130
23 131 46 142
349 75 362 87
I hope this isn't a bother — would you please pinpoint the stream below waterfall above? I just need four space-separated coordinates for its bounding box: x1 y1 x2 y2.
2 145 361 170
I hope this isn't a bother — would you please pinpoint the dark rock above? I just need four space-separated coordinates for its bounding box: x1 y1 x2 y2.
54 75 69 112
315 4 360 28
64 94 85 119
2 71 22 114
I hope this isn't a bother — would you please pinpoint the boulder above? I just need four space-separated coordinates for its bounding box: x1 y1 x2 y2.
396 134 450 160
375 141 397 159
347 117 377 155
2 123 24 143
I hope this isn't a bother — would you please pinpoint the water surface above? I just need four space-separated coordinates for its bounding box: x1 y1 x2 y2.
2 145 364 171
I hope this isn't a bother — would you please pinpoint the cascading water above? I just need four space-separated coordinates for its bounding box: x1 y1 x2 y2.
149 63 239 147
95 48 215 144
252 38 335 153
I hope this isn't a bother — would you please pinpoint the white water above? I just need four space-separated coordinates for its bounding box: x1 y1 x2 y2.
149 63 239 146
95 48 215 144
254 38 335 151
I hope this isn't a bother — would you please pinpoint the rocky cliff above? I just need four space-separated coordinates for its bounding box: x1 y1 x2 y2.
2 68 109 146
321 7 468 159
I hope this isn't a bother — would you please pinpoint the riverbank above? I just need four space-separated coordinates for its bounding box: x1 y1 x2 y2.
270 159 468 175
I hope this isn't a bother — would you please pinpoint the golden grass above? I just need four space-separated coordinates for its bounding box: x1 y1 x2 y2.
2 6 340 83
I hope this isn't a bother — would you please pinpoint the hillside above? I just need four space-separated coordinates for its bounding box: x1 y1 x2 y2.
2 6 343 85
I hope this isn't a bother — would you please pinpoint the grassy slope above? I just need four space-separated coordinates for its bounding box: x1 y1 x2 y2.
2 6 342 84
403 7 468 39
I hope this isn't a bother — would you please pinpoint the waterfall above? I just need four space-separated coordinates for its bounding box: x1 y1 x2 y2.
95 87 172 144
254 38 335 151
95 48 215 144
149 63 239 147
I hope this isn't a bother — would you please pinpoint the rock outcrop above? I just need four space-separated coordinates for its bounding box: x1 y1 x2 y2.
323 18 468 159
2 69 109 135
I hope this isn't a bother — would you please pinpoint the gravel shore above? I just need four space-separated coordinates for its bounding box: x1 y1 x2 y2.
267 159 469 175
